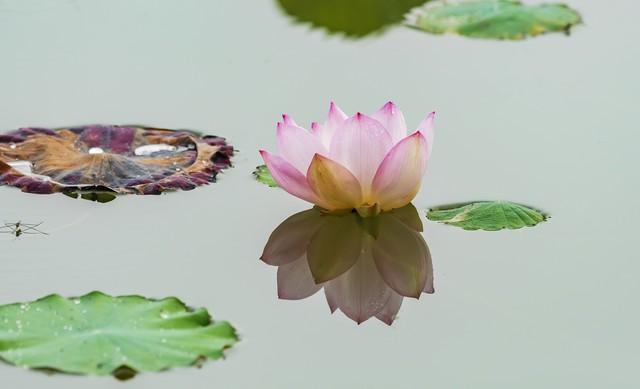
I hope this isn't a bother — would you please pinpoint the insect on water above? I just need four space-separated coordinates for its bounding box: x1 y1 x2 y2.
0 221 48 238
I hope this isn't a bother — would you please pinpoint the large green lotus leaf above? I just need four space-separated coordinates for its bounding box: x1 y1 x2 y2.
277 0 430 38
253 164 278 187
0 292 238 379
427 201 547 230
407 0 582 40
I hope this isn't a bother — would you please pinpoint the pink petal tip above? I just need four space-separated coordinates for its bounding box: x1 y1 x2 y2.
282 114 296 126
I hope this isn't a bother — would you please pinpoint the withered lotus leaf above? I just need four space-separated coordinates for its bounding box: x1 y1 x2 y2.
0 125 233 197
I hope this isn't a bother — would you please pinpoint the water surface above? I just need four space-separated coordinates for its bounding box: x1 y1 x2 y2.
1 0 638 388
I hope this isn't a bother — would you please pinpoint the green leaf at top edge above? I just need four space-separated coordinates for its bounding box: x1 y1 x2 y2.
0 292 238 379
254 165 279 187
426 201 548 231
406 0 582 40
277 0 430 38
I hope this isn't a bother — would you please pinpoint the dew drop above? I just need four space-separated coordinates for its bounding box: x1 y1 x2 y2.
88 147 104 154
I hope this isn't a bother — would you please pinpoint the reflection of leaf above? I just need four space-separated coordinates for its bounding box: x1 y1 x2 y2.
407 0 582 40
0 292 238 378
277 0 430 38
253 165 278 187
63 186 118 203
427 201 548 230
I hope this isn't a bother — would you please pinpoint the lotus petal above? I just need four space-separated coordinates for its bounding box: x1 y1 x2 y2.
260 150 318 204
371 101 408 144
329 113 392 195
371 131 428 211
417 111 436 158
306 154 362 211
276 120 327 173
312 102 348 148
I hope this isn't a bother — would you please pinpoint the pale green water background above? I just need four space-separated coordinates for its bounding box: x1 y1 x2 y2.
0 0 638 388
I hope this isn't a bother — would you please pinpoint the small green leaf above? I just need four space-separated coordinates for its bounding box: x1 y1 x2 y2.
253 165 278 187
277 0 430 38
0 292 238 378
426 201 548 230
407 0 582 40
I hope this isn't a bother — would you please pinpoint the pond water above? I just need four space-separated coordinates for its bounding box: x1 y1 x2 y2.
0 0 638 388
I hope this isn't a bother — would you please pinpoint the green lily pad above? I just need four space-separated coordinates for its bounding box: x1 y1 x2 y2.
254 164 278 187
0 292 238 379
277 0 430 38
406 0 582 40
426 201 548 230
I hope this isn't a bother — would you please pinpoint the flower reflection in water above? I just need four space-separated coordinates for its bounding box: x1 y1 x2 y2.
261 204 433 325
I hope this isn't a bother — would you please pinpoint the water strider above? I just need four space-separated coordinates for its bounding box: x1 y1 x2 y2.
0 221 48 238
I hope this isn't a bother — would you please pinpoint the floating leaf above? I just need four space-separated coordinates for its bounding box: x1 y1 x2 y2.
0 292 238 379
426 201 547 230
277 0 430 38
0 125 234 199
406 0 582 40
253 164 278 187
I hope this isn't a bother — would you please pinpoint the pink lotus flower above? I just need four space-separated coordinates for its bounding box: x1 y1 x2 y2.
260 102 435 216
